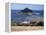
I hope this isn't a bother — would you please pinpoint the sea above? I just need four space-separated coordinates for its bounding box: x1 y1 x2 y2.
11 10 44 23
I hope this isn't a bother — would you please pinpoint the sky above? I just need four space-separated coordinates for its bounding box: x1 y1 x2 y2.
11 3 44 10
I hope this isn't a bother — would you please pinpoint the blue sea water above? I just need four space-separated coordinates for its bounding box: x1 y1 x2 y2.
11 10 44 23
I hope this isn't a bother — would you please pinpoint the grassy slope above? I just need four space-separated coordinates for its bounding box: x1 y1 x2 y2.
11 26 44 32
